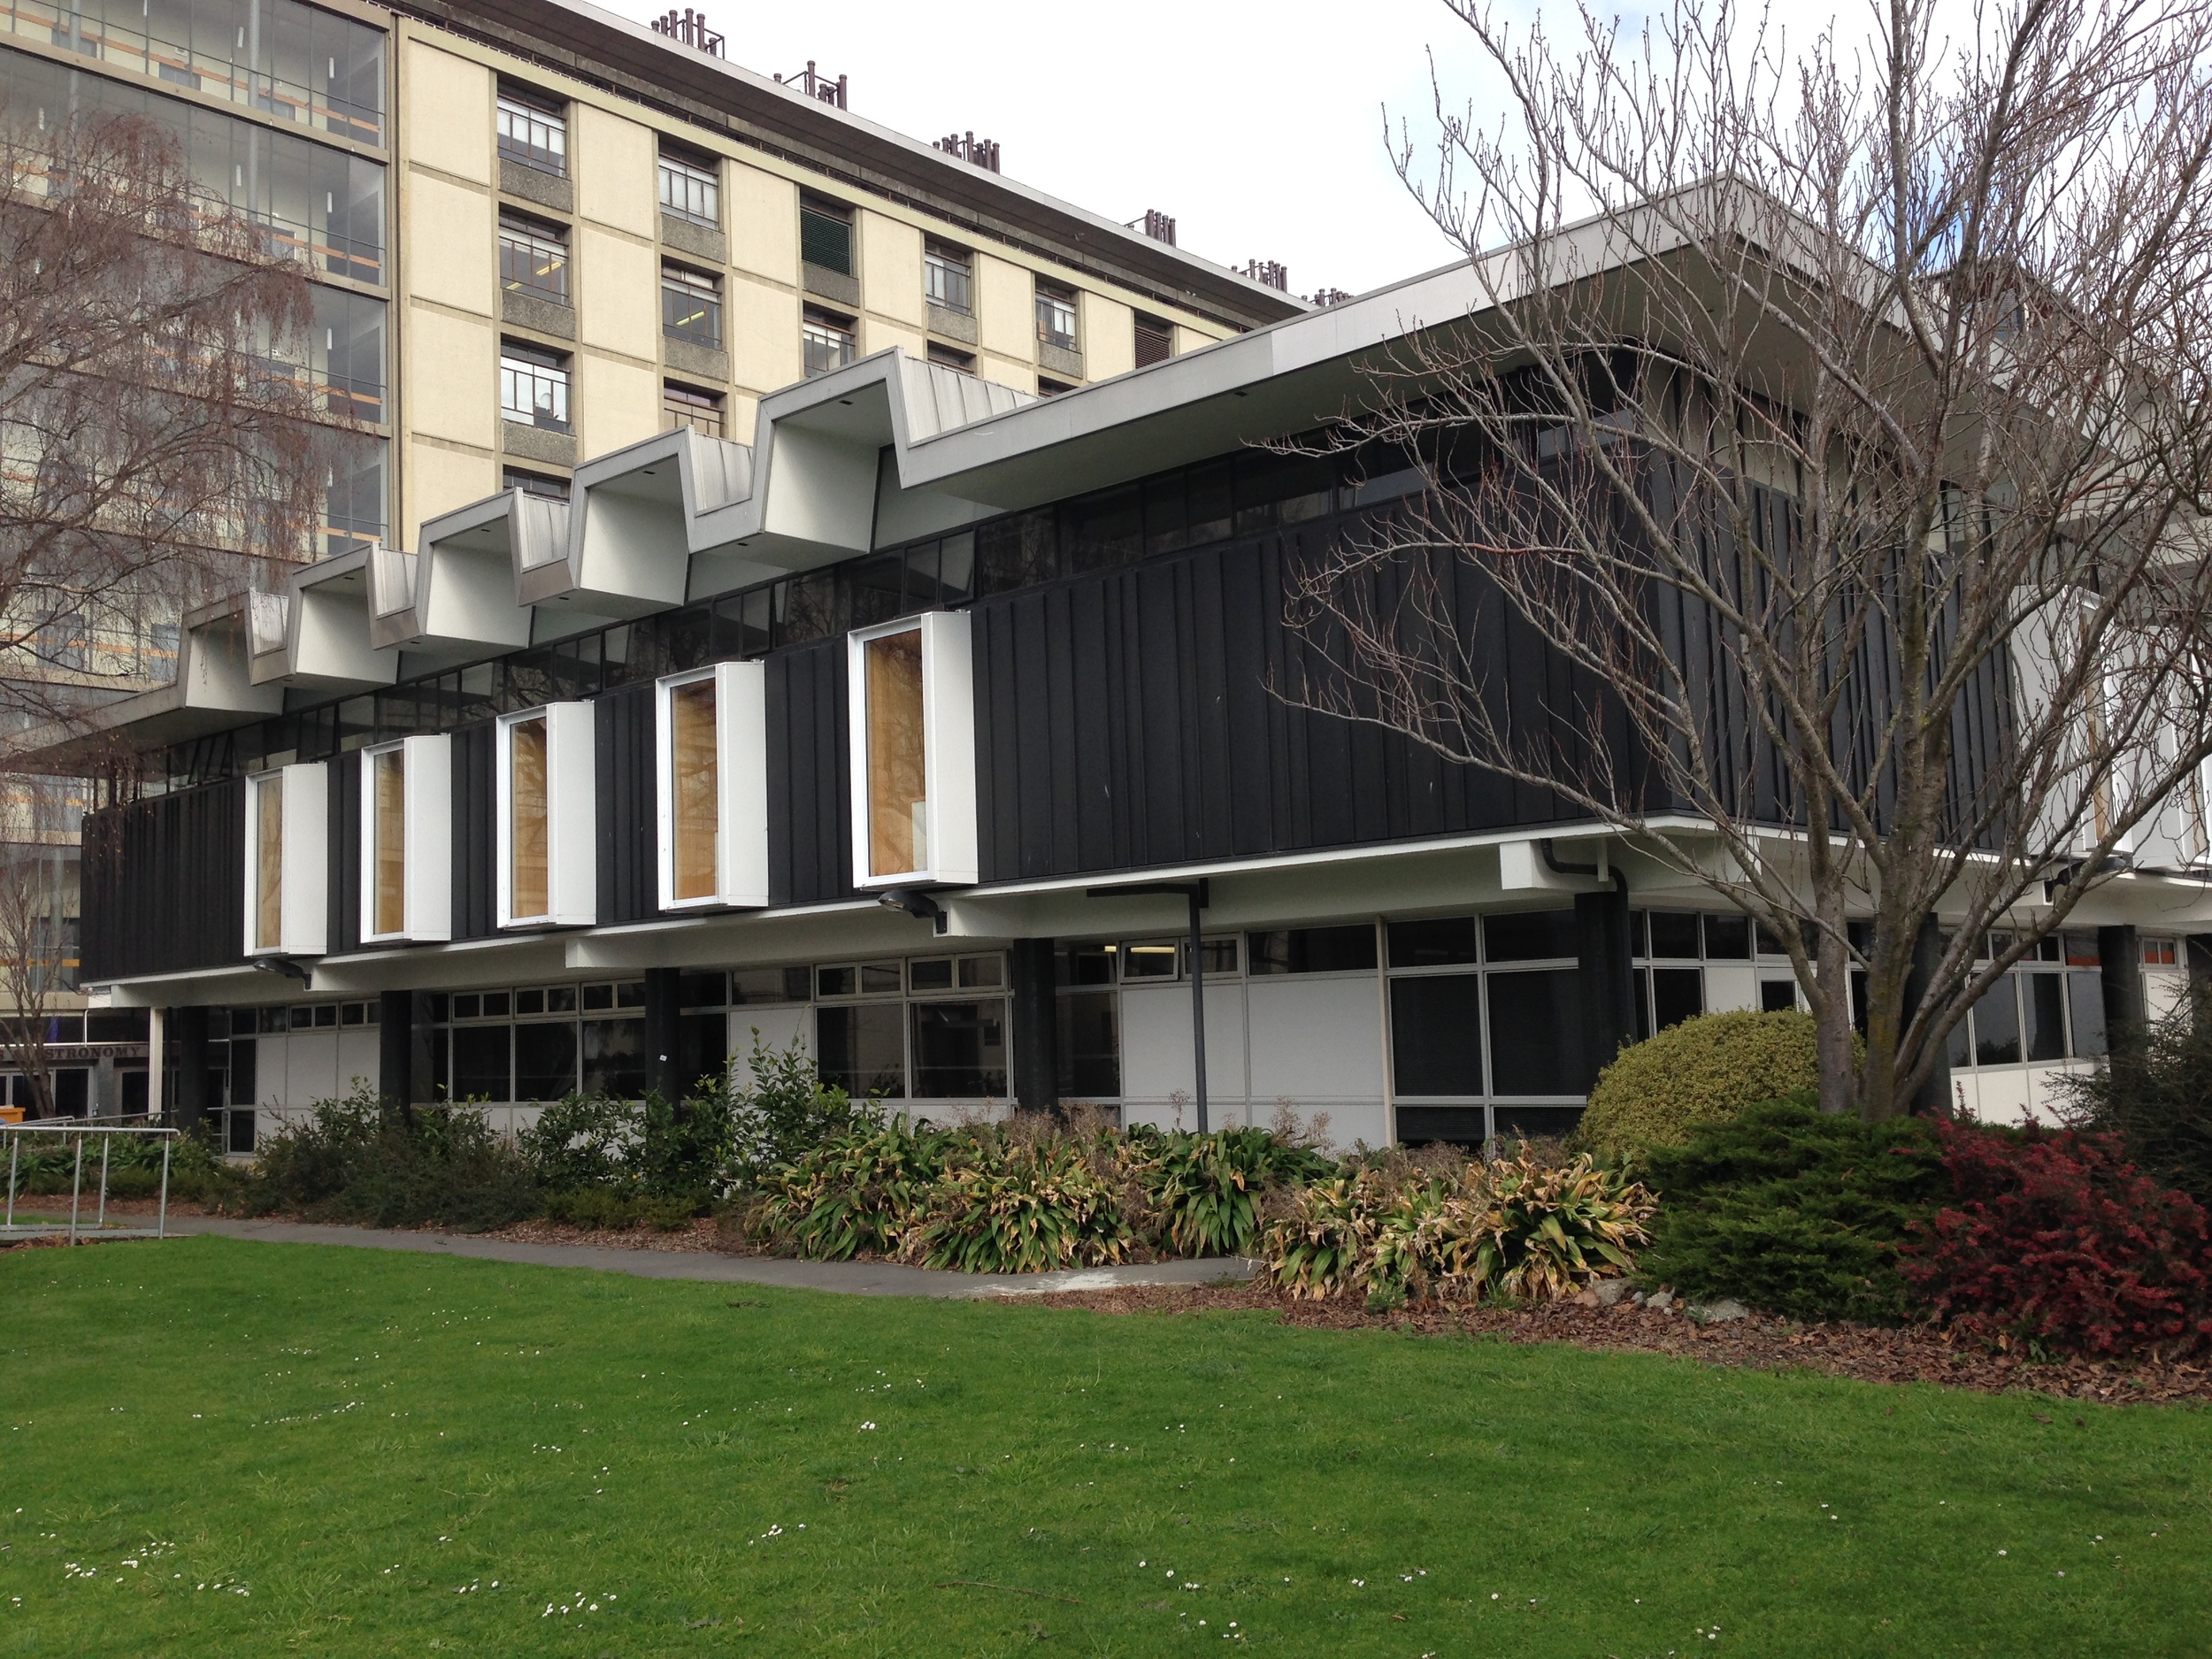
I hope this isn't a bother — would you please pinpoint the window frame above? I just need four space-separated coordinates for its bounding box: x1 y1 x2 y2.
662 381 725 437
495 86 568 177
802 306 856 378
654 662 768 912
495 703 596 929
357 735 451 946
241 763 328 958
499 342 571 433
1035 280 1079 352
657 150 719 227
924 240 972 313
660 261 723 348
845 611 978 889
497 211 570 304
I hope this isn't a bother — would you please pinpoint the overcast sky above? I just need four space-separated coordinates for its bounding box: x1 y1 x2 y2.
592 0 1855 301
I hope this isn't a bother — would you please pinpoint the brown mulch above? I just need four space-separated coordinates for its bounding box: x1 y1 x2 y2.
475 1216 755 1255
1017 1281 2212 1407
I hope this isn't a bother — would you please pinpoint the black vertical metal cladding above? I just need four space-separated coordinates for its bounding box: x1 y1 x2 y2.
1905 913 1952 1118
596 684 657 925
644 966 682 1102
451 722 498 939
2100 924 2146 1040
406 990 439 1109
1008 938 1058 1114
764 640 852 907
1575 882 1634 1087
79 776 245 981
171 1006 211 1134
378 989 413 1110
330 752 362 956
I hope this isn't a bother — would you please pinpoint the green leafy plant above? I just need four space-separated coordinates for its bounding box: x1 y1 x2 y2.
1576 1010 1843 1157
542 1187 698 1231
727 1029 875 1187
904 1131 1134 1274
1140 1126 1336 1258
518 1091 636 1193
748 1118 949 1261
248 1087 539 1233
1266 1174 1379 1299
2055 984 2212 1210
1635 1095 1948 1322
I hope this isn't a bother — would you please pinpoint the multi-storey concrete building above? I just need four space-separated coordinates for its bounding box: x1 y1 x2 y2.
0 0 1303 1112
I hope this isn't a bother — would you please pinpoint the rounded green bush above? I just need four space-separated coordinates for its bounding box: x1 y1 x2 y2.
1576 1010 1826 1157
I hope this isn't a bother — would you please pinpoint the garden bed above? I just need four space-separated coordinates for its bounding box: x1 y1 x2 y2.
1027 1279 2212 1404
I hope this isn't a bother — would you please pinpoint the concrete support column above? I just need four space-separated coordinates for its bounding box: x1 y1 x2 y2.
645 967 683 1102
1574 885 1635 1091
1904 914 1952 1118
377 989 410 1110
172 1006 211 1137
2099 924 2145 1043
1009 938 1059 1115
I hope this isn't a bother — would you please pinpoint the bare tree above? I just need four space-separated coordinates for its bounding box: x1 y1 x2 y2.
1293 0 2212 1118
0 832 70 1118
0 105 337 743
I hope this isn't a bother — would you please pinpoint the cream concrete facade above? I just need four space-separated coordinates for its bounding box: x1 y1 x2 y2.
384 12 1288 552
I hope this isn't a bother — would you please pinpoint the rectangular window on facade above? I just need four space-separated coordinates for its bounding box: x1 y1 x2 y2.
803 306 856 377
1246 926 1378 974
500 342 570 432
242 763 327 957
656 662 767 910
911 1000 1008 1096
1134 311 1171 367
817 1002 906 1099
1389 976 1485 1096
926 342 975 374
497 704 595 927
359 735 450 944
848 611 978 887
503 466 571 501
658 148 719 226
924 240 972 312
799 194 854 274
1035 280 1078 351
662 382 723 437
661 263 722 347
1486 969 1587 1095
498 211 568 303
496 85 567 175
1037 376 1077 396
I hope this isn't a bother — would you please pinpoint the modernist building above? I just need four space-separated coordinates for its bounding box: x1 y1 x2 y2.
0 0 1303 1109
55 240 2212 1151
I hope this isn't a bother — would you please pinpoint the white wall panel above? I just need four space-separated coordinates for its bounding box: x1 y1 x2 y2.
1119 982 1248 1125
727 1006 812 1087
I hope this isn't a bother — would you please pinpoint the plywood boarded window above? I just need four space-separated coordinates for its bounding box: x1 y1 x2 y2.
510 714 549 919
670 677 718 901
255 776 283 951
864 627 926 878
373 747 406 936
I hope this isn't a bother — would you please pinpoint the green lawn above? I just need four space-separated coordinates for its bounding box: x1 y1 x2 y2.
2 1240 2207 1657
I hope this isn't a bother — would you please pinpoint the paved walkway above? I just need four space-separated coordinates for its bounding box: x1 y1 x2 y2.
146 1216 1259 1300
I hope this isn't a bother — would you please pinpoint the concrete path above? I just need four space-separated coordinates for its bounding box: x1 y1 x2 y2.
149 1215 1260 1300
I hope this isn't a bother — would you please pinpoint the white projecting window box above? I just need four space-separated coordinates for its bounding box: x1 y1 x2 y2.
497 702 596 928
847 611 977 888
242 762 329 958
359 735 452 944
657 661 768 910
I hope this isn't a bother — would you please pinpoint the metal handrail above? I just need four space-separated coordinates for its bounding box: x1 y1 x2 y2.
2 1120 180 1244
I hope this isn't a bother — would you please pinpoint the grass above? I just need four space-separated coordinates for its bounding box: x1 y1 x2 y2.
1 1240 2208 1657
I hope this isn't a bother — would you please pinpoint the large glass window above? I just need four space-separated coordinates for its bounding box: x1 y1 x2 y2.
803 307 856 378
514 1019 577 1101
925 241 972 312
500 342 569 432
1388 976 1484 1095
1485 970 1586 1095
496 86 566 175
1035 280 1078 351
507 714 548 921
452 1025 511 1102
371 745 404 936
663 382 723 437
816 1002 905 1100
668 676 717 902
658 150 718 226
911 1000 1006 1096
862 627 926 879
799 195 853 274
1247 926 1377 974
662 264 722 347
500 211 568 303
252 771 282 952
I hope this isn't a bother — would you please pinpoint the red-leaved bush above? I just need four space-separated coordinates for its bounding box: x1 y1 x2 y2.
1902 1123 2212 1358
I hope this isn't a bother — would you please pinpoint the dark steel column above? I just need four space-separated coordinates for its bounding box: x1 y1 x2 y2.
645 967 683 1102
172 1006 210 1136
2100 924 2145 1041
378 989 412 1110
1574 884 1635 1091
1009 938 1059 1115
1187 888 1208 1133
1904 915 1952 1118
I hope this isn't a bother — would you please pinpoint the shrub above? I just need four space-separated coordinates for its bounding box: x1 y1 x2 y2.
2055 985 2212 1210
1262 1145 1655 1303
727 1030 874 1187
1635 1096 1948 1322
1902 1122 2212 1358
249 1087 540 1233
748 1118 949 1261
1138 1125 1336 1258
519 1092 635 1193
904 1130 1135 1274
1576 1010 1833 1157
543 1187 698 1231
